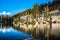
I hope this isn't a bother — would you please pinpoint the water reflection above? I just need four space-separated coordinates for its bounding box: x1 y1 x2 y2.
0 27 32 40
0 27 12 33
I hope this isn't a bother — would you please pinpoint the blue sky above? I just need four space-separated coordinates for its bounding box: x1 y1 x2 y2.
0 0 53 16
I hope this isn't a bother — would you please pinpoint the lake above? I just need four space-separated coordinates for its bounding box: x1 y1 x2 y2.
0 27 33 40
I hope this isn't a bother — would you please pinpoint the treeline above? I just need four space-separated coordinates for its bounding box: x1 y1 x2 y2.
13 0 60 18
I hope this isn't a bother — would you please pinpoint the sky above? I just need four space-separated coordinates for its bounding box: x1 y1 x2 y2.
0 0 53 16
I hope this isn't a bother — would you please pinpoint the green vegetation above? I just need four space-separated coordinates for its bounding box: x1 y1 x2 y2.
32 3 41 18
13 1 60 19
12 0 60 39
0 0 60 39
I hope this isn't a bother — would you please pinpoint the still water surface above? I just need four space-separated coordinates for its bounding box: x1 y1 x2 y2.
0 27 32 40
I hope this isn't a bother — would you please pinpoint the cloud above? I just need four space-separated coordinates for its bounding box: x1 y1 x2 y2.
0 11 11 15
7 12 11 15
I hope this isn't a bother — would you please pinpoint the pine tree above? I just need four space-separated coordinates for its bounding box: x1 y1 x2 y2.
44 5 50 20
32 3 40 18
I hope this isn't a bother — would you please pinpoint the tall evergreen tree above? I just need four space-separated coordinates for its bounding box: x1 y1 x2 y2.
44 6 50 20
32 3 40 18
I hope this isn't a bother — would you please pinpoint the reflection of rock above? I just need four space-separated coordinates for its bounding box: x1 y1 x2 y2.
13 20 60 38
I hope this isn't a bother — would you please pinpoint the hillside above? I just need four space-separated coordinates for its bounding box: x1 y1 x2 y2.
12 0 60 18
12 0 60 38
